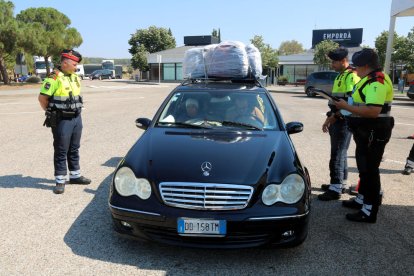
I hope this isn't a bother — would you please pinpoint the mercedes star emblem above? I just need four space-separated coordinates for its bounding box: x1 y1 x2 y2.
201 161 212 176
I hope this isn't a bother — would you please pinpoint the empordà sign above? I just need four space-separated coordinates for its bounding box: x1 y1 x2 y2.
312 28 363 48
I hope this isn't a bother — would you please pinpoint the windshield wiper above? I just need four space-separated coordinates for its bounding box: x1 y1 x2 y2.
221 120 262 130
157 122 211 129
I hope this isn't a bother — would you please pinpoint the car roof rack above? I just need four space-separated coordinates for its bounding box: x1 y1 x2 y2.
181 77 264 88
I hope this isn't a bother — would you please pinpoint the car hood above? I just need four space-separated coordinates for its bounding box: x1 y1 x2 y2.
126 128 298 185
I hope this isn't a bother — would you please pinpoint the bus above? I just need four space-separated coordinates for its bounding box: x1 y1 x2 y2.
34 56 53 79
102 60 115 78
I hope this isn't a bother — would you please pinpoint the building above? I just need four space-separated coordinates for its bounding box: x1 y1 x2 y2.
147 29 365 83
279 28 363 83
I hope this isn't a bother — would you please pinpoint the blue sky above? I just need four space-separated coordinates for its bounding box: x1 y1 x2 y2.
11 0 414 59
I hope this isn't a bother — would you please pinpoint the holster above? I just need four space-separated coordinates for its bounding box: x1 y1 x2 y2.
43 110 59 128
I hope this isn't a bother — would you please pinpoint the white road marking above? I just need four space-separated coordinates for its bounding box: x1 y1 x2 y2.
0 111 43 115
395 122 414 126
383 159 405 165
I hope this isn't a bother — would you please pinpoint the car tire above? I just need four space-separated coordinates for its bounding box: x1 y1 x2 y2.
306 87 316 97
407 93 414 99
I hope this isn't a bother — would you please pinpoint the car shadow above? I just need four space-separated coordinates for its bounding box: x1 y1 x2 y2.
63 158 414 275
0 174 55 191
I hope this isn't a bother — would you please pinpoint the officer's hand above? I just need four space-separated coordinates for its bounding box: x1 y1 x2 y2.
322 117 335 133
334 99 347 109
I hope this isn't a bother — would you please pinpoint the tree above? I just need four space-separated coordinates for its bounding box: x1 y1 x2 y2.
374 31 403 67
250 35 278 71
0 0 18 84
403 27 414 72
313 40 339 70
278 40 304 55
128 26 176 71
375 29 414 72
16 7 82 75
212 28 221 43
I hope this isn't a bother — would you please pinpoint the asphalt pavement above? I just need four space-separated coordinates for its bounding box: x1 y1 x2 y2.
0 79 413 275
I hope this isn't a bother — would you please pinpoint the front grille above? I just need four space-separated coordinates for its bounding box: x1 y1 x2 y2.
159 182 253 210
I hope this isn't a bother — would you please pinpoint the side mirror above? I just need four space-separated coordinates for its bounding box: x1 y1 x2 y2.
286 122 303 135
135 118 151 130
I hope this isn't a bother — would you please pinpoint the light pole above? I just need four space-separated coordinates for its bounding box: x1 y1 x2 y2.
157 54 162 83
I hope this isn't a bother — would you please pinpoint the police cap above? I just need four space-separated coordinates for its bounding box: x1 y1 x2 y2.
352 48 378 67
61 49 82 63
327 47 348 61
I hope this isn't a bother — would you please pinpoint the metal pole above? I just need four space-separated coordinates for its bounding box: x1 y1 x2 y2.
384 16 396 74
157 54 162 84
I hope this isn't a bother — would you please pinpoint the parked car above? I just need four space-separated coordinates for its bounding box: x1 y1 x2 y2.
109 80 311 248
90 69 113 80
16 75 29 82
304 71 339 97
407 81 414 100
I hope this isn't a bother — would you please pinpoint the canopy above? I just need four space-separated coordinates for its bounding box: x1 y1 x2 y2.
384 0 414 73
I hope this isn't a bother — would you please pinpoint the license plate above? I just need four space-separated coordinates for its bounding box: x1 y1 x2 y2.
177 218 226 236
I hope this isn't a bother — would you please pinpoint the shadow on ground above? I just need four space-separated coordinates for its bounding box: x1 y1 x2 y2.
0 174 54 191
63 157 414 275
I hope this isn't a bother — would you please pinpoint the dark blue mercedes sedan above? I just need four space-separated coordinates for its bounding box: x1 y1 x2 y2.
109 80 311 248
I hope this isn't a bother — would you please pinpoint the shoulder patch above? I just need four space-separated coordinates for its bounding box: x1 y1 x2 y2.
44 82 51 90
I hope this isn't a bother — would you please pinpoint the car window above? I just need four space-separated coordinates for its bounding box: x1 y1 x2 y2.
312 72 324 80
157 90 279 130
311 72 337 80
330 72 339 80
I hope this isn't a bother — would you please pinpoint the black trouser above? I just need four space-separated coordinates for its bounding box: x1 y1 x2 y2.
407 143 414 163
51 114 83 176
348 117 394 211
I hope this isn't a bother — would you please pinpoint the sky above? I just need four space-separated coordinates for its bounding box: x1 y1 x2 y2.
11 0 414 59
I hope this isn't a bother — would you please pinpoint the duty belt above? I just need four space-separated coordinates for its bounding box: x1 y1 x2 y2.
349 102 392 117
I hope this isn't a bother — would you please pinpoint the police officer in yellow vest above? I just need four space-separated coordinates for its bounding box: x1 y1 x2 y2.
333 48 394 223
319 47 360 201
38 49 91 194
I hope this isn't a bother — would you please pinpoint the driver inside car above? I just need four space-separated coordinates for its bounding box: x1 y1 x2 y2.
177 98 205 122
225 94 265 125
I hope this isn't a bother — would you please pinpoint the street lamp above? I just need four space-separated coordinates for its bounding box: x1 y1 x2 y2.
157 54 162 84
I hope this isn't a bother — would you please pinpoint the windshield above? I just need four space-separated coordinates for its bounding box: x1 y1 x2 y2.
102 62 114 70
35 61 53 69
157 90 279 130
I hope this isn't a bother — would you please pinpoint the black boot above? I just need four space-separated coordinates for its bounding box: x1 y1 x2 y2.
402 166 413 175
346 210 377 223
318 189 341 201
53 183 65 194
321 184 346 193
69 176 91 185
342 198 363 209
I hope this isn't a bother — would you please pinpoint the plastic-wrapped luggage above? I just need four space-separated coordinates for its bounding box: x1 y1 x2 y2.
206 41 249 79
182 48 207 79
245 44 262 78
182 41 262 80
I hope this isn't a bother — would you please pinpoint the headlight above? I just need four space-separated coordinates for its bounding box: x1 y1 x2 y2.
279 174 305 204
114 167 152 199
262 174 305 205
262 184 279 206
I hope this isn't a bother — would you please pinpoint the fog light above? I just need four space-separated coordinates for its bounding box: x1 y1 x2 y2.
282 230 294 238
121 221 132 228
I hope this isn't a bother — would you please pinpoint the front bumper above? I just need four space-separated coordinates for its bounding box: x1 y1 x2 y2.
109 203 310 248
